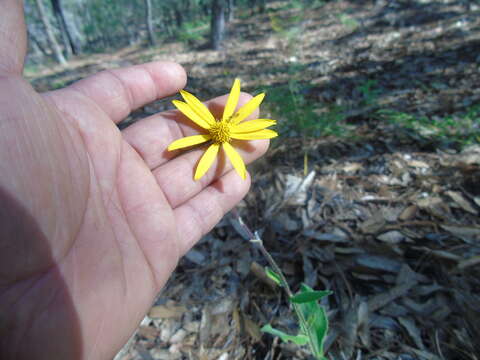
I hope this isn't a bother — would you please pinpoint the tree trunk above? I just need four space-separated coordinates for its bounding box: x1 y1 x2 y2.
227 0 234 22
34 0 67 65
66 3 85 51
144 0 156 46
174 5 183 28
50 0 81 55
161 7 174 36
53 6 72 58
182 0 191 20
28 30 49 57
210 0 226 50
201 1 210 17
26 18 49 58
259 0 266 13
248 0 266 14
249 0 255 15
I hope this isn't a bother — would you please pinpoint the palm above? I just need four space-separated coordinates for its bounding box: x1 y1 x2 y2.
0 2 268 359
40 72 182 359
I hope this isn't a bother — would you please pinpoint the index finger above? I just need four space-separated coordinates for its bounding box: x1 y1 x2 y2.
52 61 187 123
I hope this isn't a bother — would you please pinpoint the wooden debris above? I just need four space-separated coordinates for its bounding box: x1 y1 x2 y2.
149 304 187 319
367 282 416 312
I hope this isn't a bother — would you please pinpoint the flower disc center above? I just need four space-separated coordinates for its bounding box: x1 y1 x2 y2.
210 120 231 144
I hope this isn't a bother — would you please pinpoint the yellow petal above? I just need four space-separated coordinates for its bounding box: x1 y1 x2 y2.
231 93 265 125
232 119 276 133
180 90 215 125
173 100 211 129
168 134 211 151
194 143 220 180
230 129 278 140
223 142 246 180
222 78 241 121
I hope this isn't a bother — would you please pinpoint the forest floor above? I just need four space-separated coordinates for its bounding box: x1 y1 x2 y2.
28 1 480 359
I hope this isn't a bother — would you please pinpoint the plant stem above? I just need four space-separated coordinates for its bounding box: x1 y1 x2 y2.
230 209 321 358
250 232 294 297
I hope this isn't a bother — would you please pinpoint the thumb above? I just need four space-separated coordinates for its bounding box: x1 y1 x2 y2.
0 0 27 75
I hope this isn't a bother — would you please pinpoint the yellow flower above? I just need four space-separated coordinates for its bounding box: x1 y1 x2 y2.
168 79 278 180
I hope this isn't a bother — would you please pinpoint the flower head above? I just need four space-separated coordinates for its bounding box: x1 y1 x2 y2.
168 79 278 180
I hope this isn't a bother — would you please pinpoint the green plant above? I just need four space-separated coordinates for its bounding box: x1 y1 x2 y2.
260 79 348 138
23 64 39 76
176 19 208 47
357 79 380 107
137 53 154 63
337 13 359 30
262 277 331 360
232 211 331 360
377 105 480 147
51 79 68 90
268 11 304 55
269 13 303 34
275 0 325 11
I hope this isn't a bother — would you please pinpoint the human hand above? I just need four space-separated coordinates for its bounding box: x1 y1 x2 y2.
0 1 269 359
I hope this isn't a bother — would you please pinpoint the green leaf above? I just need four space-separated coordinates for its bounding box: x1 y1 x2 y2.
290 290 332 304
295 284 330 358
261 324 309 345
265 267 282 286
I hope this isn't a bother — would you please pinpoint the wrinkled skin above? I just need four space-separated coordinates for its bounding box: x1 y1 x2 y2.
0 1 268 359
